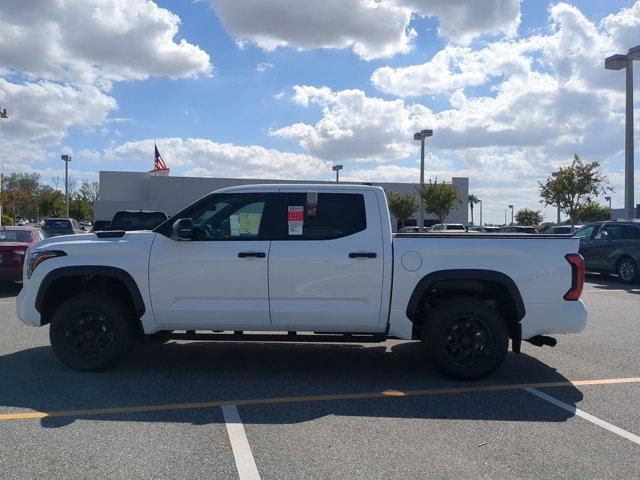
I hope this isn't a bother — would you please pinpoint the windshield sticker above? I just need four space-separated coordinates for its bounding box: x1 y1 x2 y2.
288 206 304 235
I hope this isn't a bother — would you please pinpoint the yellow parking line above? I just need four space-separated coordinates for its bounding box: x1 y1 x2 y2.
1 376 639 422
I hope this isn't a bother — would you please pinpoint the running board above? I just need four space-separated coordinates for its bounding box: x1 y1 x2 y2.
164 331 388 343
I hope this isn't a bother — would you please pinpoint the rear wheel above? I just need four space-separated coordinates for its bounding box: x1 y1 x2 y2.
49 292 136 371
617 257 638 284
422 299 508 380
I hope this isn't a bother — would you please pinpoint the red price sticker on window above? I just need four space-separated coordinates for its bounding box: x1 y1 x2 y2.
288 206 304 221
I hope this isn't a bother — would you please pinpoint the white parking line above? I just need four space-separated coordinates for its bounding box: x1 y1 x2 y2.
523 387 640 446
221 405 261 480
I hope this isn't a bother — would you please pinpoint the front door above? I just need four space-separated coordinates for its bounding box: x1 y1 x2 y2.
149 192 277 327
268 191 385 329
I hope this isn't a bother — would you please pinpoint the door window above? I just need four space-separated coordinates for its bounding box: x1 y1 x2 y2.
282 193 366 240
164 193 277 240
575 224 599 239
595 224 623 240
623 225 640 239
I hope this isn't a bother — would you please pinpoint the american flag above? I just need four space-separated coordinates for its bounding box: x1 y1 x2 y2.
154 143 168 170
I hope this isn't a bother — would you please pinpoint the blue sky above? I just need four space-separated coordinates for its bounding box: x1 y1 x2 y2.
0 0 639 223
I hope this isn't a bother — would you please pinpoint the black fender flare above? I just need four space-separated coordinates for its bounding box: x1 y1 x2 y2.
405 269 526 322
35 266 146 317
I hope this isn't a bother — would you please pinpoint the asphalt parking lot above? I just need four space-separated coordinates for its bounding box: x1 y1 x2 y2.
1 275 639 479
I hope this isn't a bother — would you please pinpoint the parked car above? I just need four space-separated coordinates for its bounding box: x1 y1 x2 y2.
0 226 45 282
16 218 29 226
109 210 168 231
468 226 501 233
576 220 640 284
43 218 83 238
91 220 111 232
79 220 93 231
500 225 538 234
400 226 424 233
430 223 466 232
18 184 587 380
545 225 581 234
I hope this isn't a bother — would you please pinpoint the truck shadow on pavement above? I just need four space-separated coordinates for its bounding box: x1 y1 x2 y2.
0 340 582 428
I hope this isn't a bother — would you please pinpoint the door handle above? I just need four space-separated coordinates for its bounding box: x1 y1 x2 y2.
349 252 377 258
238 251 266 258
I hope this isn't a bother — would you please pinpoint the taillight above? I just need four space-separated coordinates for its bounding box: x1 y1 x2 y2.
564 253 585 301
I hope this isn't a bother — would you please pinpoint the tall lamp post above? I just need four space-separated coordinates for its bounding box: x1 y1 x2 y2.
413 129 433 232
551 169 562 223
508 204 514 225
605 44 640 219
332 164 343 183
0 107 7 227
61 154 71 217
605 196 612 218
479 199 483 227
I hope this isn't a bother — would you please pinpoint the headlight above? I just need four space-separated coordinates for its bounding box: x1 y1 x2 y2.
26 250 66 279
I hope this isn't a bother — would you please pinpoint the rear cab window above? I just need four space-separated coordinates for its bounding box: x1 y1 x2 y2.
281 192 367 240
44 220 72 230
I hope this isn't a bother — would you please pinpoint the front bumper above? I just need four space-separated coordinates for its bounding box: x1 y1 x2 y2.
16 281 42 327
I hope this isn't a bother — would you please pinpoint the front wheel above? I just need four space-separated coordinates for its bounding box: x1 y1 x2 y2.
422 299 508 380
49 292 136 371
617 257 638 284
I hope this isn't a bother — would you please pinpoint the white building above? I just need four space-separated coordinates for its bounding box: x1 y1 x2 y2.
94 171 469 231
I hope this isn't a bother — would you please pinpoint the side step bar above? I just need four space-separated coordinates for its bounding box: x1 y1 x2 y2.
164 331 388 343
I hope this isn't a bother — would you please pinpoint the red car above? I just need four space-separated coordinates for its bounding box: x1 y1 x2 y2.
0 226 45 282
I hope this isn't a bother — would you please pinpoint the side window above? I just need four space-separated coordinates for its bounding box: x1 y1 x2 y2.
596 224 623 240
284 193 366 240
575 224 598 239
189 194 268 240
623 225 640 239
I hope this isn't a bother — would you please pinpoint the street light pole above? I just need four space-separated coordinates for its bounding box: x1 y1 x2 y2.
0 107 7 227
605 196 612 218
605 44 640 219
61 154 71 217
413 129 433 232
508 204 514 225
332 164 343 183
479 200 483 227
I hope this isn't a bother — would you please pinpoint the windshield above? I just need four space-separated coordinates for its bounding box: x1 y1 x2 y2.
110 212 168 231
0 230 32 242
45 220 72 230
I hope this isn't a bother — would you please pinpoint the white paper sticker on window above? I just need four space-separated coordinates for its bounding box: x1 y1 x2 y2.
288 206 304 235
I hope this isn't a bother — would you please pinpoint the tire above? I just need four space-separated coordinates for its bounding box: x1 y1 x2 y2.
49 292 136 371
421 299 509 380
617 257 638 284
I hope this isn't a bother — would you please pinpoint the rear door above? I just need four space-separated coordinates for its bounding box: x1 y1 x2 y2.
268 190 385 329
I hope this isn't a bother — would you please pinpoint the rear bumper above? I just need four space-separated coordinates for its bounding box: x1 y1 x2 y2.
0 266 22 282
521 300 587 339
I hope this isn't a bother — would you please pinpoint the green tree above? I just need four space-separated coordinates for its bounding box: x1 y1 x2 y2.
38 186 65 218
2 172 42 219
418 179 462 224
386 190 418 229
515 208 543 226
575 201 611 223
539 154 612 224
468 194 480 225
0 188 29 223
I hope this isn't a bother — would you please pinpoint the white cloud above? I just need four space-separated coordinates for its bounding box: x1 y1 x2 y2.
399 0 521 43
105 138 331 179
0 0 212 86
271 86 435 162
0 79 117 143
256 62 274 73
209 0 415 60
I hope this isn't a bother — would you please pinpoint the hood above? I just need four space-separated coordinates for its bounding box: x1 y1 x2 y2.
33 230 158 252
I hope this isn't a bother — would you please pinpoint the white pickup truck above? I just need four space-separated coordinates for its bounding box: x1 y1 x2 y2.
17 184 587 379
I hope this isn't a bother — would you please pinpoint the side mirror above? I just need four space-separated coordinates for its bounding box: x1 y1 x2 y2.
171 218 194 241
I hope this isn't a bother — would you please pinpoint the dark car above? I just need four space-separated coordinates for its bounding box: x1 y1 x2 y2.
0 227 45 282
545 225 581 234
43 218 83 238
91 220 112 232
109 210 168 231
576 221 640 284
